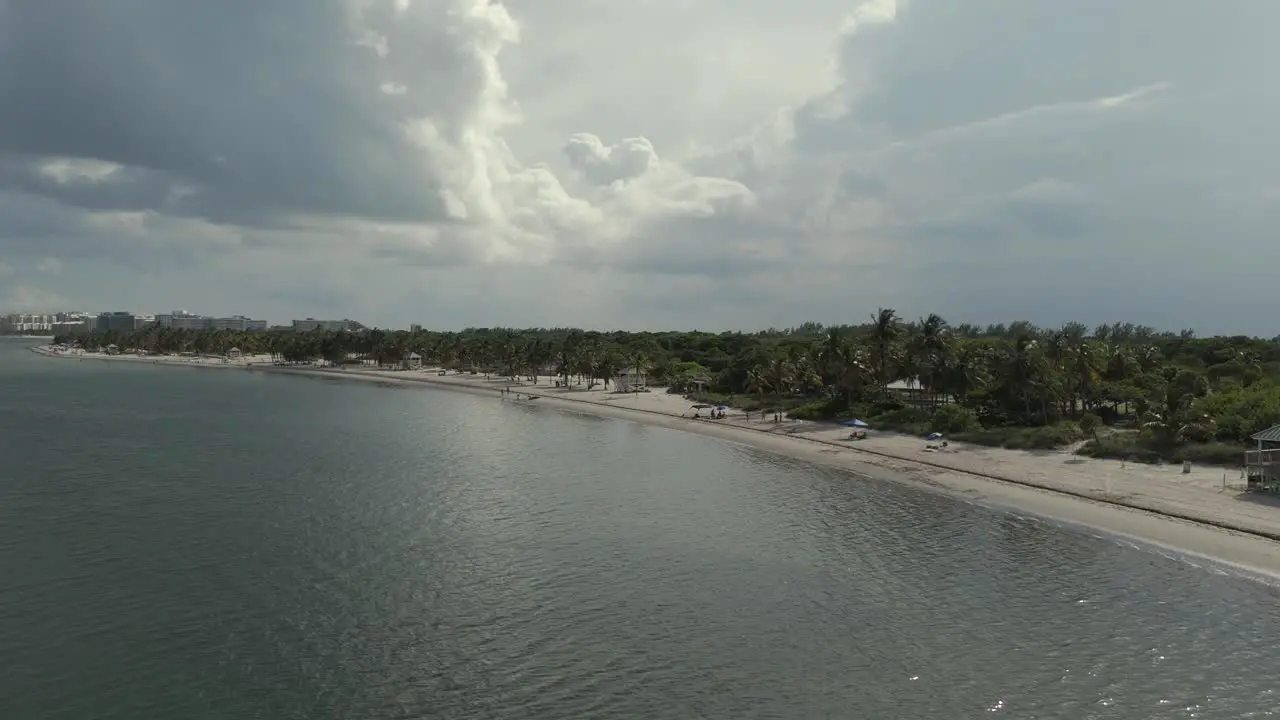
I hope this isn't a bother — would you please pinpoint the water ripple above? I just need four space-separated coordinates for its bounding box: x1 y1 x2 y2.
3 344 1280 718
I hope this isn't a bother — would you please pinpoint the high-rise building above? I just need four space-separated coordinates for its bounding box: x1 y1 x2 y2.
5 313 56 332
156 311 267 331
292 318 356 332
96 312 139 332
211 316 266 331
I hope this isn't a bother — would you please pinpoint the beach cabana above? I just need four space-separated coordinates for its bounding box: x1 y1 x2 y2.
227 347 242 359
105 344 119 355
403 352 422 370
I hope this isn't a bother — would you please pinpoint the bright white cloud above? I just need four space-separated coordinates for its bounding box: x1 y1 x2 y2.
0 0 1276 333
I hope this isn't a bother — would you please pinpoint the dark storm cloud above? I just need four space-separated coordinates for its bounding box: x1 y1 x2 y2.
0 1 449 226
0 157 176 214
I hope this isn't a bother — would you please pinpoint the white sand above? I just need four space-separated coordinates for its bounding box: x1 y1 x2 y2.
33 346 1280 578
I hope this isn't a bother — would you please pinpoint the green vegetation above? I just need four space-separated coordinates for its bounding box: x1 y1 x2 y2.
54 314 1280 464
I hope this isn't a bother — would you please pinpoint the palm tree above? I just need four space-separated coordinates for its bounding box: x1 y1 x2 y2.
836 345 873 405
998 333 1049 424
816 328 847 388
911 313 950 410
595 348 621 390
746 366 769 401
768 356 793 397
869 307 902 392
1069 339 1100 415
1142 389 1214 447
939 344 984 406
628 349 650 390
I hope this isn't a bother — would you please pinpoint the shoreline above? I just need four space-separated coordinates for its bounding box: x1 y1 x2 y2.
31 344 1280 578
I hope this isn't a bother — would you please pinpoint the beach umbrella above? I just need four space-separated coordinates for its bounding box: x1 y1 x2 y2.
842 419 871 428
715 405 729 412
927 432 943 441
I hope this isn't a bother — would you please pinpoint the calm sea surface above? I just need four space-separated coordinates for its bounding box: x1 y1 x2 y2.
2 339 1279 719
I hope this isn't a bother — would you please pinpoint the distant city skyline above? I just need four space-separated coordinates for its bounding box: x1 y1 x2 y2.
2 304 1277 340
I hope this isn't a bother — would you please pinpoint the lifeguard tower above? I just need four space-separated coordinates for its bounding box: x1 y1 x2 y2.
1245 424 1280 492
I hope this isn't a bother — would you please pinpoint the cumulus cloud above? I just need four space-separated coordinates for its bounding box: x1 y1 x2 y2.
0 0 1276 333
563 135 659 186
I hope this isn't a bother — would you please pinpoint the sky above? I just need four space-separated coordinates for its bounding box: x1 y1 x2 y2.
0 0 1276 334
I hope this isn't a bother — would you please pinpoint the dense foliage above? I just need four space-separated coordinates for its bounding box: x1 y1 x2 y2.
56 313 1280 463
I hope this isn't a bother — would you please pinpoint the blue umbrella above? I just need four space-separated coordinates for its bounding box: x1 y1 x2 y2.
842 419 871 428
927 432 943 441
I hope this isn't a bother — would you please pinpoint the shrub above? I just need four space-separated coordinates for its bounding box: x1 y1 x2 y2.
949 427 1013 447
952 422 1083 450
868 406 932 435
872 406 931 425
1076 435 1155 463
1020 423 1084 450
1078 412 1102 440
931 404 980 434
1076 436 1244 467
1195 381 1280 443
788 400 838 420
1170 442 1246 467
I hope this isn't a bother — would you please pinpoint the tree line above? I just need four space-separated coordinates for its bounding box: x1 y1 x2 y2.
55 312 1280 464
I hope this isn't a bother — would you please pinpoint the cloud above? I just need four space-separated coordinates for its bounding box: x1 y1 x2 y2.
0 284 68 312
0 0 1276 334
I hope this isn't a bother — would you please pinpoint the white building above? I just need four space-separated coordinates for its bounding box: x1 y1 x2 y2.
157 311 209 330
211 316 266 331
50 319 93 334
5 313 55 332
157 311 267 331
292 318 354 332
403 352 422 369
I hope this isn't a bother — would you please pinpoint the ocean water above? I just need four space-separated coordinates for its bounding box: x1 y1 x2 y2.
2 339 1279 719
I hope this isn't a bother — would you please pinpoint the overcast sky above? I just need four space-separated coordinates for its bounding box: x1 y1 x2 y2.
0 0 1275 333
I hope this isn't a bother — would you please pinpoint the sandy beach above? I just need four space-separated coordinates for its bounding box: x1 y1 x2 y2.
32 344 1280 578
